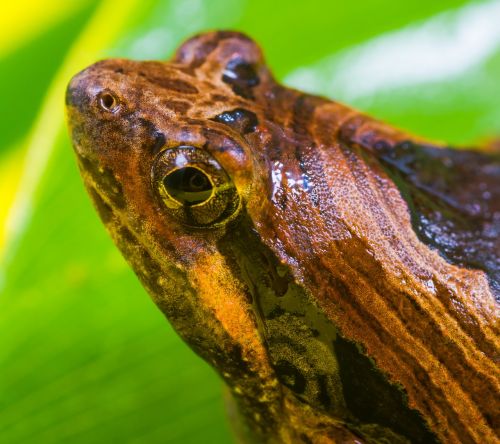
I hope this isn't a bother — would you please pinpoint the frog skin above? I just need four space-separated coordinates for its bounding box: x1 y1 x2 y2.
65 31 500 444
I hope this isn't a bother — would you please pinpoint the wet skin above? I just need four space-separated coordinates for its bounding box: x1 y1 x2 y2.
66 31 499 443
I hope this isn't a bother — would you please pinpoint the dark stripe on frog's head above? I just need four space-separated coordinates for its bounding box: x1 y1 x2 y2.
161 100 192 114
291 93 330 136
142 75 199 95
136 118 166 156
212 108 259 135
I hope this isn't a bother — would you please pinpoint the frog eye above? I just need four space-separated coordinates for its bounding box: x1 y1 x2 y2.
97 90 120 113
152 146 240 227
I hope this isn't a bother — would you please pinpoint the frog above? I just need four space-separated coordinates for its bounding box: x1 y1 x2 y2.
65 31 500 444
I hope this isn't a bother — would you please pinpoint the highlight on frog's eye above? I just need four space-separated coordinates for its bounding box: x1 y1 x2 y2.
3 2 499 444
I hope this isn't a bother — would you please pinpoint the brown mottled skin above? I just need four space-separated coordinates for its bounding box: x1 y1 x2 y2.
66 31 500 443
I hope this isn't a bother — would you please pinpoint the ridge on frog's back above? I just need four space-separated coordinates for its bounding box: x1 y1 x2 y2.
65 31 500 444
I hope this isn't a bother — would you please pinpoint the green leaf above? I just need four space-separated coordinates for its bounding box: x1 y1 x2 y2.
1 1 499 443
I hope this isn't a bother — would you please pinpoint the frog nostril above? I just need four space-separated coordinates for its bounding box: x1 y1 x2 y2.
98 91 120 112
100 94 115 109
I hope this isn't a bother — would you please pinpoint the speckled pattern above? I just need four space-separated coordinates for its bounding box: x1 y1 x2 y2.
66 31 499 443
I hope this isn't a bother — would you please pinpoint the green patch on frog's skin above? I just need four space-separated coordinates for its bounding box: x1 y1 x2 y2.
218 213 439 444
218 215 345 415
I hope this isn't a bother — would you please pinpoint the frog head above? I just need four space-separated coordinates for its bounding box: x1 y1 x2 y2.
66 31 323 442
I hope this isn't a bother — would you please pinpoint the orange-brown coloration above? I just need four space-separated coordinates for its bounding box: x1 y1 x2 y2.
66 31 499 443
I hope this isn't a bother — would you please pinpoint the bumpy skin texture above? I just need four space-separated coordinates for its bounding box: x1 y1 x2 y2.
66 31 500 443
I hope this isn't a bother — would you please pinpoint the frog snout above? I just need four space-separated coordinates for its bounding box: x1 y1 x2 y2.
65 68 93 111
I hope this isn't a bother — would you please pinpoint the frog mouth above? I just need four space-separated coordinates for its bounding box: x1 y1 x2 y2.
72 153 130 243
76 158 166 297
75 153 126 210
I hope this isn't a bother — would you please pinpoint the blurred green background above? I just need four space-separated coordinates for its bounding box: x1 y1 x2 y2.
1 0 499 442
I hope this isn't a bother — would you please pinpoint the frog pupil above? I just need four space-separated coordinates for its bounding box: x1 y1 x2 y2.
189 171 208 190
163 167 213 205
